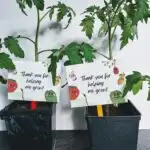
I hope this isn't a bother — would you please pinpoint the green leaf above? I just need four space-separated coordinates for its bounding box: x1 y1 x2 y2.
0 53 15 70
132 80 143 95
99 22 108 36
48 2 75 29
26 0 32 8
124 3 136 21
111 0 119 8
123 71 142 97
96 9 105 22
4 36 24 58
16 0 27 15
64 60 71 66
80 15 95 39
49 6 56 20
133 0 150 25
83 5 99 14
32 0 44 11
0 76 7 84
57 2 68 22
48 55 57 85
65 42 83 65
120 18 136 49
81 43 95 62
147 88 150 101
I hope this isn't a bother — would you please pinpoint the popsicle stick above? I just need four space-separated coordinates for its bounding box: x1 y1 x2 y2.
97 105 103 117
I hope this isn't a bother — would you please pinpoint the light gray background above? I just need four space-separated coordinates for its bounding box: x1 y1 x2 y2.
0 0 150 130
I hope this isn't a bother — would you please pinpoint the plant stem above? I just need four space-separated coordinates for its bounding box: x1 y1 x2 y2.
17 35 35 44
108 26 112 60
38 49 52 55
95 51 110 60
110 0 125 27
40 9 51 22
111 25 117 42
35 9 40 62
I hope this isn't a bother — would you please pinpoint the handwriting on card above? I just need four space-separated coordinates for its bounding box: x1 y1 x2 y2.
21 71 49 91
81 73 111 94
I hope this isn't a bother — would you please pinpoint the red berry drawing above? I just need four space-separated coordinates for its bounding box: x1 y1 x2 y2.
113 66 119 75
69 86 80 100
7 79 18 93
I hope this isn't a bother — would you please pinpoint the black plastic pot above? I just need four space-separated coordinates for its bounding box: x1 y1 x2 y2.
0 101 56 150
86 100 141 150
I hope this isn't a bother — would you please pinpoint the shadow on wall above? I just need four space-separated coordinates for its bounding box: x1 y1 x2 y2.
10 22 62 38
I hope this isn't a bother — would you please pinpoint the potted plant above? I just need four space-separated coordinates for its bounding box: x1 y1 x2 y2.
0 0 75 149
78 0 150 150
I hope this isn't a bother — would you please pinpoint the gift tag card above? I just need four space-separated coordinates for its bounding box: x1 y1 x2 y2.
66 60 126 108
8 61 62 103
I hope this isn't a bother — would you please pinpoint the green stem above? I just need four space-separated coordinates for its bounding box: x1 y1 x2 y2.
108 26 112 60
40 9 51 22
38 49 52 55
17 35 35 44
35 9 40 62
110 0 125 27
111 25 117 42
95 51 110 60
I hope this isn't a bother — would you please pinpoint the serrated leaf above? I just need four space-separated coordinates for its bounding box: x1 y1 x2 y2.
99 23 108 36
49 7 55 20
64 60 71 66
65 42 83 65
81 43 95 62
124 3 136 21
120 18 136 49
16 0 27 15
83 5 99 14
111 0 119 8
133 0 150 25
0 75 7 84
123 71 142 97
80 15 95 39
0 53 15 70
132 80 143 95
32 0 44 11
4 36 24 58
96 9 105 22
48 56 57 85
64 12 72 29
26 0 32 8
48 2 75 29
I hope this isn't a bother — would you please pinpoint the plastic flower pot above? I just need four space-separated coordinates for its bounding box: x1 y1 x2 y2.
0 101 56 150
86 100 141 150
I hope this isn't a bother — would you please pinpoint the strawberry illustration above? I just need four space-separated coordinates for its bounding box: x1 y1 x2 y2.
7 79 18 93
69 86 80 100
113 66 119 75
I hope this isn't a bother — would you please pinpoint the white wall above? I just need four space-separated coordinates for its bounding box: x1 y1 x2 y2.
0 0 150 130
